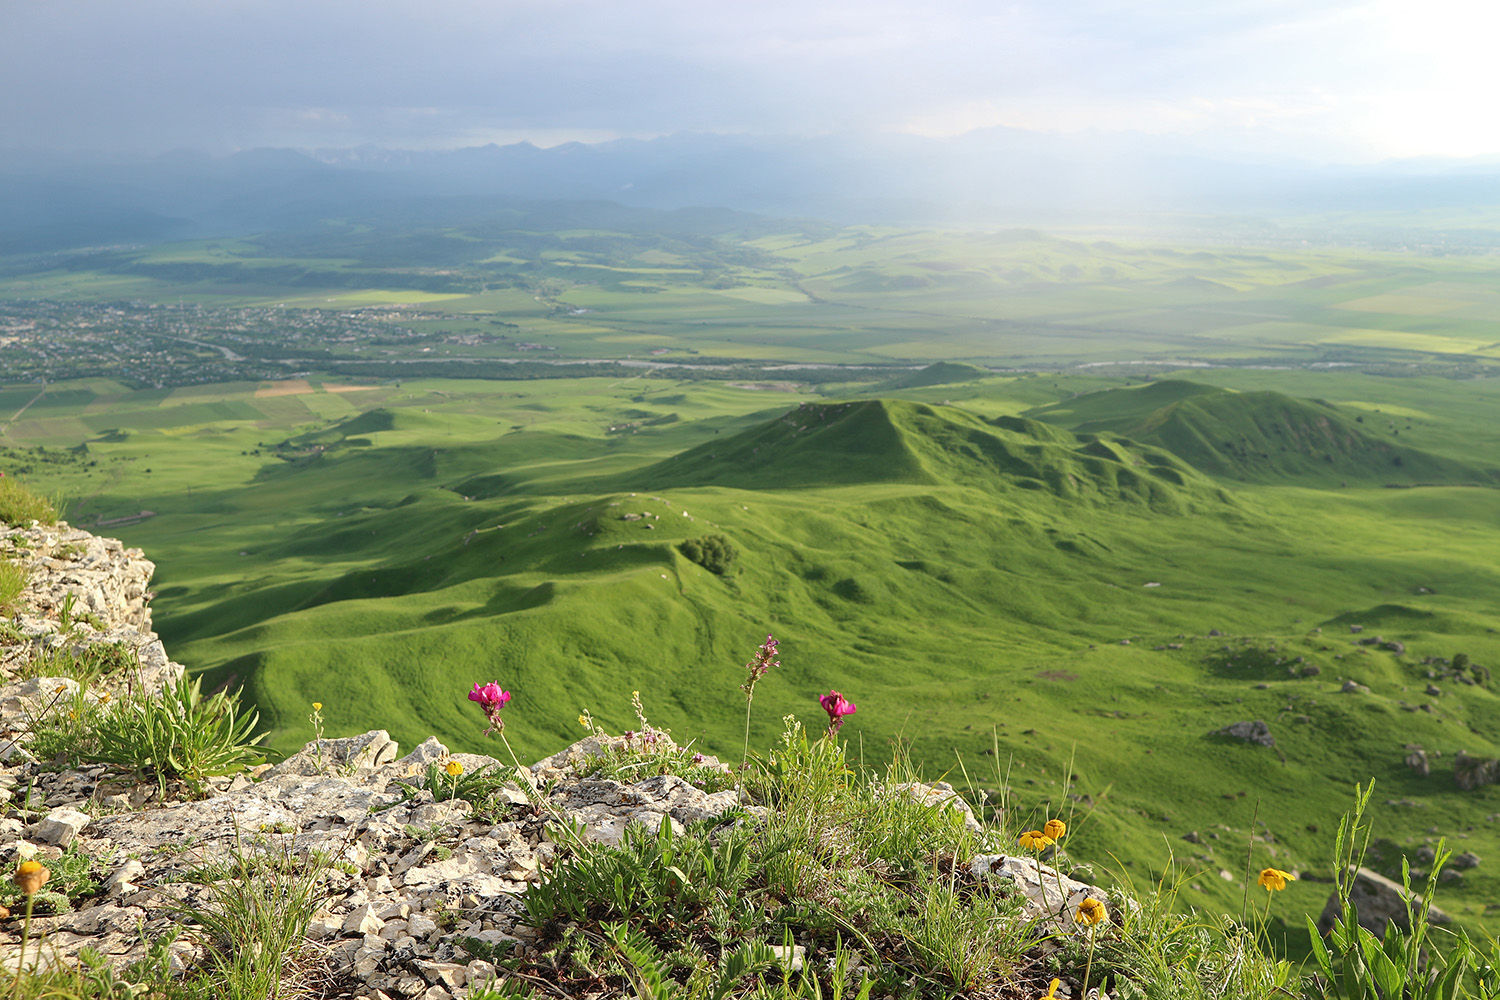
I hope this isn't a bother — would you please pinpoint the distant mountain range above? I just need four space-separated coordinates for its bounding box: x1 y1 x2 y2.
5 129 1500 253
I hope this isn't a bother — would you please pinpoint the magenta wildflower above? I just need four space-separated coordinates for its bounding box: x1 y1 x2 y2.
691 752 705 765
468 681 512 735
623 730 636 741
819 690 857 736
741 634 779 701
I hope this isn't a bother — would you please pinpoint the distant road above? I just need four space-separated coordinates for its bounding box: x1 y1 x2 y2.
0 385 46 437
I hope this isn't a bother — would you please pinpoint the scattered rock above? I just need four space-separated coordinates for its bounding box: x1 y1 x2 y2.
969 855 1123 932
1341 680 1371 694
1210 720 1275 748
1405 750 1430 778
32 807 89 847
1455 752 1500 790
888 781 982 832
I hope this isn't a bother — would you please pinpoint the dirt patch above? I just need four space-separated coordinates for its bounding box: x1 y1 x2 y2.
727 382 802 392
1035 669 1079 682
325 384 379 394
254 379 313 398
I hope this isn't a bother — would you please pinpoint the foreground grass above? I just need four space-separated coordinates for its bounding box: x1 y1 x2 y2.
0 478 56 527
2 710 1300 1000
16 699 1500 999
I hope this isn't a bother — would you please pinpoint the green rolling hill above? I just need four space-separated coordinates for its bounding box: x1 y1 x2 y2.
628 398 1228 513
1028 380 1500 485
875 361 994 390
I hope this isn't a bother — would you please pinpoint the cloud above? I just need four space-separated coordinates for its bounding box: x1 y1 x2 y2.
0 0 1489 161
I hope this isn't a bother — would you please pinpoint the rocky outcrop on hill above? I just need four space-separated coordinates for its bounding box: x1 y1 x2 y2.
0 524 1121 996
0 520 182 761
1453 751 1500 791
1210 720 1275 747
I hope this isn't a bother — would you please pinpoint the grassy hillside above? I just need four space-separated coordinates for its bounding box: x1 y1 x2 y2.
1029 380 1500 485
628 398 1225 513
7 370 1499 946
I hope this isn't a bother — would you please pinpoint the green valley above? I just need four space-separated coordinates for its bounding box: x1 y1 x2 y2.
5 214 1500 953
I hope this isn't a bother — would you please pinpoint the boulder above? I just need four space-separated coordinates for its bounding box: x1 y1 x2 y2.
1454 751 1500 790
968 854 1121 932
1404 750 1430 777
888 781 982 832
1210 720 1275 748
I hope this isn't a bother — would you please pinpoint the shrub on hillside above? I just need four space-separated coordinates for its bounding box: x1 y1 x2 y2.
679 534 737 575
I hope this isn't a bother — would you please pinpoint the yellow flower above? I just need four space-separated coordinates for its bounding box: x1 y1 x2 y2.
578 714 591 729
1018 830 1055 851
445 759 464 778
1075 896 1108 926
1044 818 1067 840
312 702 323 712
1039 978 1062 999
1258 867 1296 891
14 860 50 895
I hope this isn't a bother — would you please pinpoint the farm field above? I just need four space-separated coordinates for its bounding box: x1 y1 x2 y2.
8 212 1500 376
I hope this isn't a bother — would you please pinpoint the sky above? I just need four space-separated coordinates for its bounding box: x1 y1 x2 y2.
3 0 1496 163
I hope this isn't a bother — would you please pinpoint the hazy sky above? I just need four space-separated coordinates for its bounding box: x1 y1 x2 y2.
4 0 1494 162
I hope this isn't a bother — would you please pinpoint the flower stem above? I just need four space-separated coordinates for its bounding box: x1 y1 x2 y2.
498 730 539 799
1239 797 1260 925
11 895 36 1000
1080 925 1097 1000
740 697 753 804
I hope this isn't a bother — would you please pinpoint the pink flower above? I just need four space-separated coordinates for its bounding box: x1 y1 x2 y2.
819 690 856 736
691 752 705 764
468 681 512 734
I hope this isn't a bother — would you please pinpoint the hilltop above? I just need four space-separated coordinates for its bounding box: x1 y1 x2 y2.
1027 380 1500 485
875 361 994 390
636 397 1227 513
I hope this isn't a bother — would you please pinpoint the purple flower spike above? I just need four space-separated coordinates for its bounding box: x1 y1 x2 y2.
741 634 780 700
